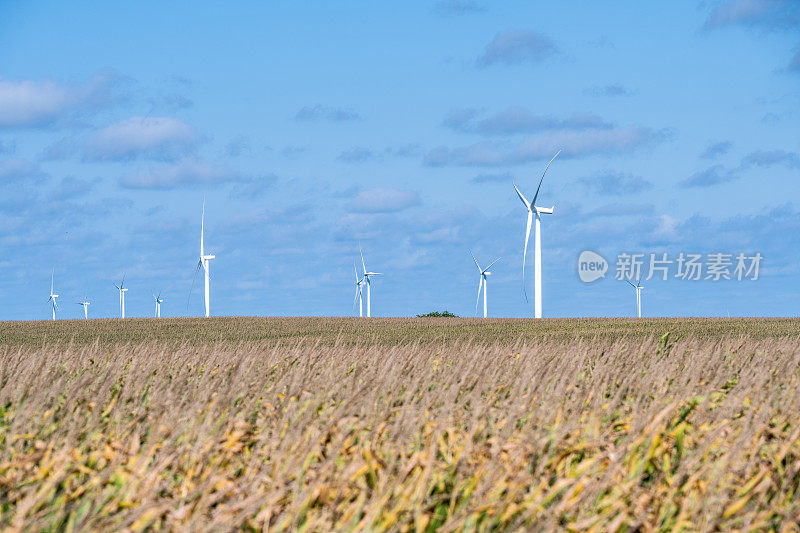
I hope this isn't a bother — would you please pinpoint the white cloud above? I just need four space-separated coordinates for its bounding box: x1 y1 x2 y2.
348 188 421 213
477 31 556 67
0 158 47 183
119 158 245 189
0 69 127 128
425 126 664 166
85 116 199 161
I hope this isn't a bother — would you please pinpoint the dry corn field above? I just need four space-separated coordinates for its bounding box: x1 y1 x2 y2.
1 318 800 531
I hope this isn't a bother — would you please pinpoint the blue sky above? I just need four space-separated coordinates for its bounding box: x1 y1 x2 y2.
0 0 798 320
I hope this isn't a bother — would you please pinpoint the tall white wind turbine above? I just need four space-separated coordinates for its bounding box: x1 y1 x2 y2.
471 251 500 318
191 198 215 317
154 292 163 318
77 294 90 319
353 263 364 317
47 270 59 321
359 247 382 318
627 279 644 318
114 275 128 318
514 150 561 319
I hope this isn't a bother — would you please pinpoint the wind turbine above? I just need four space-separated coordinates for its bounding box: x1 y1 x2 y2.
47 270 59 321
353 263 364 317
77 294 90 319
513 150 561 319
359 247 382 318
190 198 215 317
471 251 500 318
627 279 644 318
154 292 163 318
114 275 128 318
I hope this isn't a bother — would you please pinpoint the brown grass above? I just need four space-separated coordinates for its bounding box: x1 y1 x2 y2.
1 326 800 530
1 316 798 347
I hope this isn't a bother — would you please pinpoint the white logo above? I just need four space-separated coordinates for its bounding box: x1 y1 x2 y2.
578 250 608 283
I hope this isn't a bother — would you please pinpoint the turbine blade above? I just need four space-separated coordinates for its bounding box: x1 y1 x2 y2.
201 196 205 258
50 269 54 293
485 257 501 271
354 262 359 283
360 246 366 274
626 280 636 288
476 276 483 313
531 150 561 206
513 182 530 208
522 211 532 301
187 260 202 311
469 250 481 272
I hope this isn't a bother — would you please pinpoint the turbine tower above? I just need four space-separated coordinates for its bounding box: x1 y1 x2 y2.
154 292 163 318
114 275 128 318
627 279 644 318
471 251 500 319
47 270 59 321
514 150 561 319
77 295 90 319
359 247 382 318
353 263 364 317
192 198 215 318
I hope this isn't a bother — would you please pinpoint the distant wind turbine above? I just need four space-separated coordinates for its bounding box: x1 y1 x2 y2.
353 263 364 317
471 251 500 318
359 247 382 318
154 292 163 318
77 294 90 319
47 270 59 321
514 150 561 319
627 279 644 318
114 275 128 318
190 197 215 317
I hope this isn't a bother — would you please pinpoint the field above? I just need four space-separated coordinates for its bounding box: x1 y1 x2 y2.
1 317 799 530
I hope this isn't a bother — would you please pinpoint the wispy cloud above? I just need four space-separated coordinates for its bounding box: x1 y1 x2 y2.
702 0 800 71
0 158 47 183
0 69 129 128
434 0 486 15
790 47 800 71
49 176 100 200
577 172 653 195
426 126 665 167
0 139 15 155
119 158 248 189
585 84 631 97
477 30 556 67
680 165 738 188
225 135 252 158
84 116 199 162
295 105 360 122
39 137 77 161
443 107 610 135
146 93 193 111
703 0 800 31
228 174 279 200
348 188 420 213
338 148 375 163
740 149 800 168
701 140 733 159
472 172 513 184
